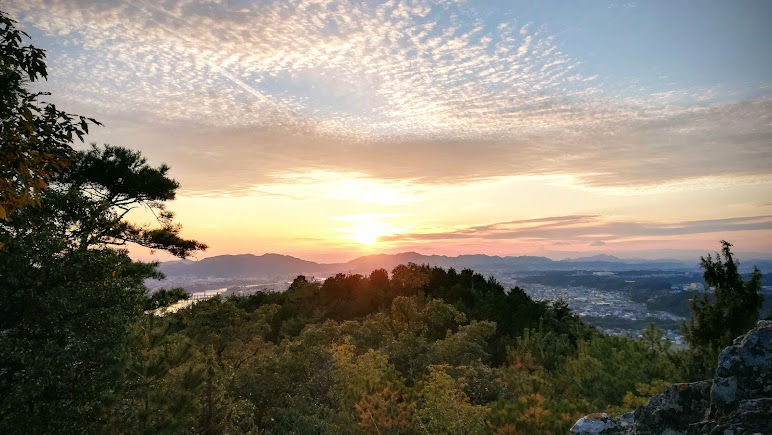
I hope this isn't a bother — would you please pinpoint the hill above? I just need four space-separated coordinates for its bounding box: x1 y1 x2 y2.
158 253 333 277
156 252 772 288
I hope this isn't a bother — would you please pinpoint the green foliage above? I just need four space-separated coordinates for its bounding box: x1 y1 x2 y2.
3 197 709 435
0 248 148 433
559 335 676 411
110 265 685 434
0 141 204 431
431 321 497 366
0 11 99 218
640 322 672 355
488 393 579 434
356 384 415 434
144 287 190 311
646 290 702 318
114 315 204 434
58 144 207 257
606 380 669 416
681 240 764 379
413 365 489 434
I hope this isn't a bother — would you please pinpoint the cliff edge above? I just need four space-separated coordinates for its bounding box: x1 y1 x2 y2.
571 320 772 435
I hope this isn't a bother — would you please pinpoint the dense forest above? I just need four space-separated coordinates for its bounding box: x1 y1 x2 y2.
0 10 767 434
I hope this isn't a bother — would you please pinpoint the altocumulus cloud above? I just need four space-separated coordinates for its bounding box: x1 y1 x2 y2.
7 0 772 193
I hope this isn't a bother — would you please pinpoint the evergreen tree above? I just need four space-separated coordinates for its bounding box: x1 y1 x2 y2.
0 144 205 432
117 315 204 435
681 240 763 378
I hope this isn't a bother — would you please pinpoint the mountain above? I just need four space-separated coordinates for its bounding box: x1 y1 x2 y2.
157 251 717 281
564 254 624 262
158 253 332 278
340 252 443 272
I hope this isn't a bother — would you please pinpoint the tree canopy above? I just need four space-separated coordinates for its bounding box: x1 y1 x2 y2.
0 143 206 432
1 10 99 218
1 17 206 430
681 240 763 379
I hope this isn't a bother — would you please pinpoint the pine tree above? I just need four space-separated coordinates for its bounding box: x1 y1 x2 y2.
0 142 205 431
681 240 763 377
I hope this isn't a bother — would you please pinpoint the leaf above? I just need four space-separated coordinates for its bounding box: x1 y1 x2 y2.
0 205 5 219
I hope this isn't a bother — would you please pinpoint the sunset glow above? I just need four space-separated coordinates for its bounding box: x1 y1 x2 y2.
5 3 772 431
351 225 381 246
5 0 770 262
332 214 405 248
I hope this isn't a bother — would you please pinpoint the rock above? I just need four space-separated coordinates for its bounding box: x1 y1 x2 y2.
615 412 634 429
570 320 772 435
710 320 772 416
690 397 772 435
570 412 627 434
630 380 711 435
570 412 634 434
698 320 772 434
709 376 736 408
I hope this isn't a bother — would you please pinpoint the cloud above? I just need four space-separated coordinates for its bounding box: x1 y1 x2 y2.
382 215 772 243
6 0 772 194
552 241 573 246
608 2 637 9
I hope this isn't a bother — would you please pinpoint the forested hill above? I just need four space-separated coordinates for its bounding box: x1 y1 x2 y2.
113 264 683 433
158 251 755 279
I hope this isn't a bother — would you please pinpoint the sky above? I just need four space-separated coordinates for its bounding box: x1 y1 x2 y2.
6 0 772 262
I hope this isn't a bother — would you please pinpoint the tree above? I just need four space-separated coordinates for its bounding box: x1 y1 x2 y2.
681 240 763 378
1 10 99 219
0 145 205 432
143 287 190 311
413 365 489 434
356 384 414 434
116 315 204 435
0 247 153 433
57 144 207 256
640 322 671 355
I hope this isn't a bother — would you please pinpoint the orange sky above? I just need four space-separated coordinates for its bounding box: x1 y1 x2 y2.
8 0 772 262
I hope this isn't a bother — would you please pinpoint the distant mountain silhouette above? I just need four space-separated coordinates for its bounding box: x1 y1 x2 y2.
158 253 333 278
563 254 623 262
156 252 772 287
158 251 737 281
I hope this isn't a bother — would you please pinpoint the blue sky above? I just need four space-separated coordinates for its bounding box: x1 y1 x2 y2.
6 0 772 260
477 1 772 90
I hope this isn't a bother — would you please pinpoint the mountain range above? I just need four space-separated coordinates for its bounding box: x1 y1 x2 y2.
158 251 772 280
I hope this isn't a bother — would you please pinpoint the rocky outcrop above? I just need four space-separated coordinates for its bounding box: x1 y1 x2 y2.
572 320 772 435
569 412 633 434
631 381 711 434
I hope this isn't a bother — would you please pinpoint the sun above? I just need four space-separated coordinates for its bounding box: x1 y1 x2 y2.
334 214 406 247
351 223 382 246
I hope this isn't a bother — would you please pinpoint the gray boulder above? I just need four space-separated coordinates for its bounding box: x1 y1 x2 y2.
698 320 772 434
693 397 772 434
631 380 711 435
711 320 772 412
571 320 772 435
570 412 633 435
